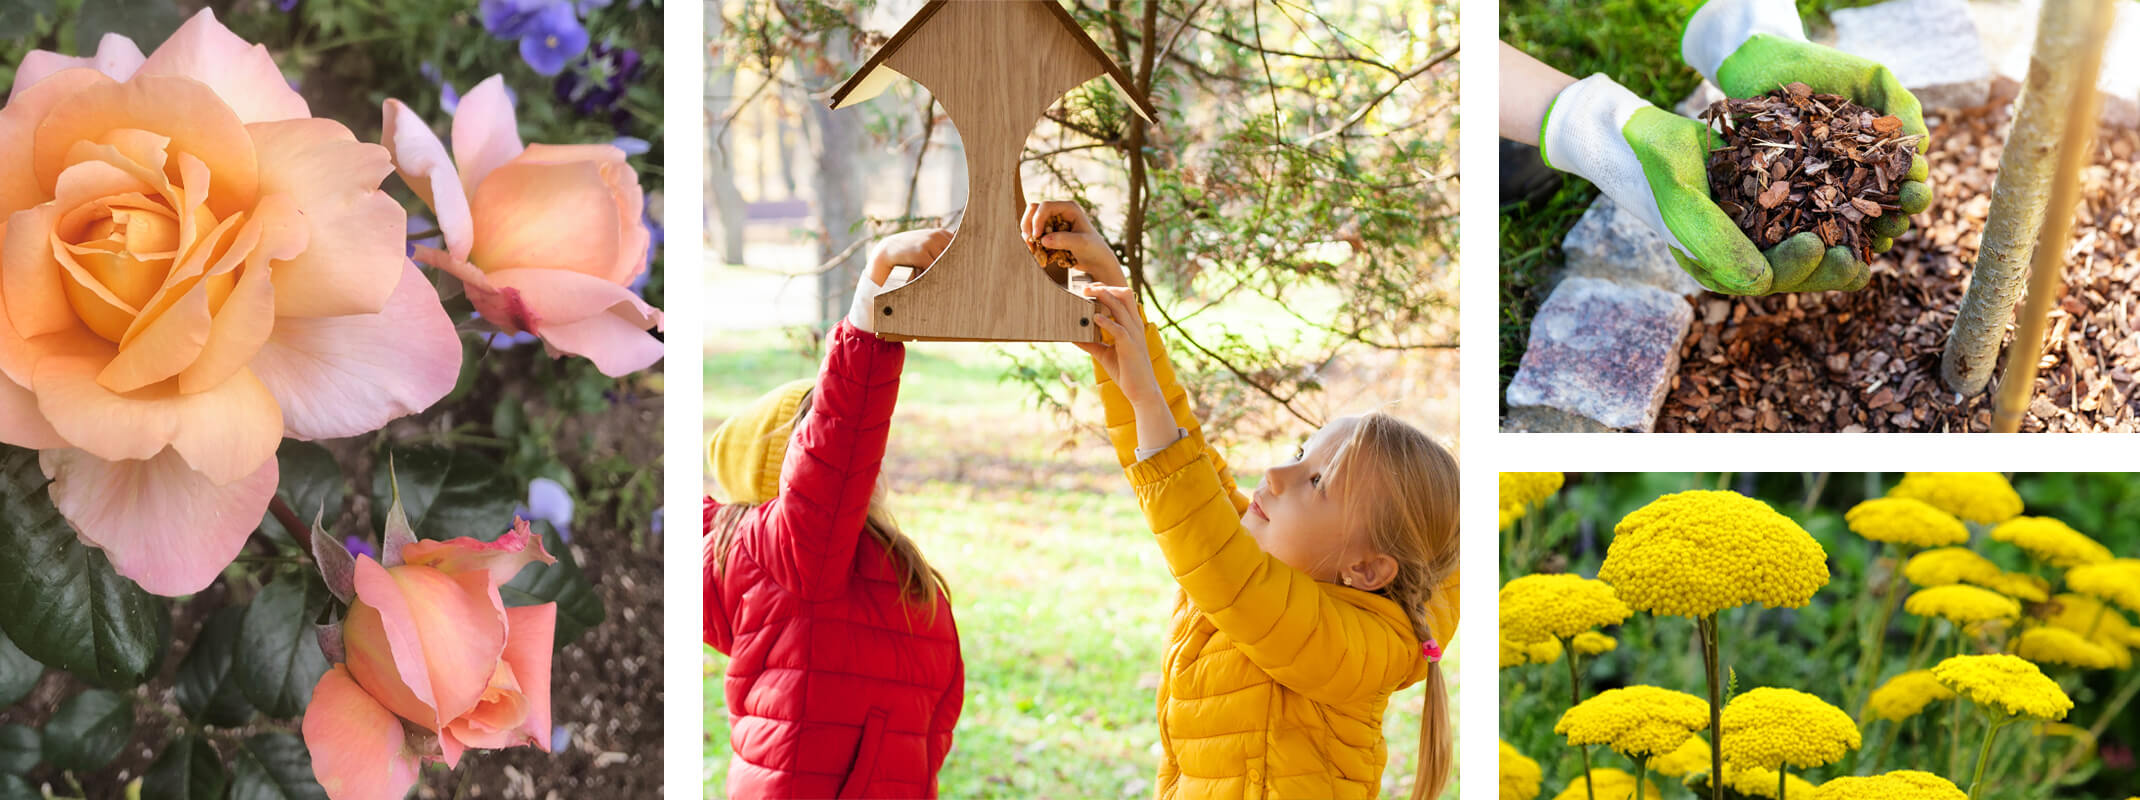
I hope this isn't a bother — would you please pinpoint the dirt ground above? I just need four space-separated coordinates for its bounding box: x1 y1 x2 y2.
1659 80 2140 432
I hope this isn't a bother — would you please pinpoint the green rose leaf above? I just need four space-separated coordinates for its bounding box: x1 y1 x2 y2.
0 0 56 45
41 688 132 771
236 577 330 719
255 442 346 549
370 446 518 543
227 732 327 800
0 774 35 800
0 724 37 775
0 627 40 708
143 735 226 800
0 448 168 689
73 0 185 55
175 606 257 728
501 521 605 649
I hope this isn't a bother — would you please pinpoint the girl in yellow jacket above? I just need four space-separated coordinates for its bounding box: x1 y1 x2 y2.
1026 202 1460 800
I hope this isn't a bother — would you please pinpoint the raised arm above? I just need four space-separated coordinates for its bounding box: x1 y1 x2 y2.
1093 319 1247 510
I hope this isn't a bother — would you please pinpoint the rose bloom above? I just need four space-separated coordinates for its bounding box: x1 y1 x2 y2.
0 11 459 595
383 75 661 377
304 521 558 800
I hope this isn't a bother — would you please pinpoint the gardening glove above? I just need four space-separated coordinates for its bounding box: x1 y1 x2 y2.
1540 74 1869 294
1684 0 1932 250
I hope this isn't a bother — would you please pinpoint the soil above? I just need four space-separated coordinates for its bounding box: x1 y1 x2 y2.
1659 80 2140 432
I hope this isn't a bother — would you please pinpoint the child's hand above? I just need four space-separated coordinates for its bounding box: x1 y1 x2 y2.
1076 287 1165 408
868 228 953 286
1022 201 1127 287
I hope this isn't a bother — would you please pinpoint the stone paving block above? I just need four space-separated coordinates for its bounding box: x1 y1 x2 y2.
1506 277 1693 432
1832 0 1993 111
1562 194 1706 297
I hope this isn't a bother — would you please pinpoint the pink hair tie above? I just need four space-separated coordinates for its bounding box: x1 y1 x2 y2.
1421 637 1443 662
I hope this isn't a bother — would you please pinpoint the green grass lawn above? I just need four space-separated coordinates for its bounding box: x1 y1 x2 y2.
703 317 1463 798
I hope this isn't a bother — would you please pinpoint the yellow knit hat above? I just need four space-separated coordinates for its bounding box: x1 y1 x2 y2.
707 378 813 504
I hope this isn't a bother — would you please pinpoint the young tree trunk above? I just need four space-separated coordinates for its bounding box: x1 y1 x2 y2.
706 8 748 266
1940 3 2103 396
809 29 865 330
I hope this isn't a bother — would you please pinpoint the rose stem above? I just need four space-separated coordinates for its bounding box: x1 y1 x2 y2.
267 495 321 567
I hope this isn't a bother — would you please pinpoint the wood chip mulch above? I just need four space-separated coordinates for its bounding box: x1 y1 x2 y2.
1659 82 2140 432
1703 82 1921 262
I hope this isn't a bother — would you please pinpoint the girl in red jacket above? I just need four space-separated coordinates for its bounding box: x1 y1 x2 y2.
704 228 962 799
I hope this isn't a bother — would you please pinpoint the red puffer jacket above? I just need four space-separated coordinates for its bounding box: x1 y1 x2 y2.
704 322 963 799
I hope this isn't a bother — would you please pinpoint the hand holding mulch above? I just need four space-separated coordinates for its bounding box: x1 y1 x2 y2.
1028 213 1079 286
1703 83 1925 263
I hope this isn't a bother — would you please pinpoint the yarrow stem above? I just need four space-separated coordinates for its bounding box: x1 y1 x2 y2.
1699 614 1725 800
1634 760 1647 800
1966 717 2008 798
1848 543 1907 719
1564 637 1597 800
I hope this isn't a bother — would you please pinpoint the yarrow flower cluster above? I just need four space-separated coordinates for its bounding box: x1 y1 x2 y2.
1647 734 1710 776
1845 497 1968 548
2015 626 2117 670
1989 516 2112 568
1500 471 1564 529
2045 593 2136 669
1549 768 1655 800
1499 574 1631 644
1886 472 2022 524
1902 547 1999 587
1719 687 1860 770
1974 570 2049 603
1600 491 1829 618
1810 770 1966 800
1715 763 1820 800
1572 631 1618 656
1931 654 2073 720
1500 635 1563 668
1902 584 2020 624
1556 685 1710 757
2066 559 2140 611
1500 740 1542 800
1866 669 1956 722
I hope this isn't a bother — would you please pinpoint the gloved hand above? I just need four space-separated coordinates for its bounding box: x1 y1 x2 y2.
847 228 952 333
1541 74 1870 294
1685 0 1932 252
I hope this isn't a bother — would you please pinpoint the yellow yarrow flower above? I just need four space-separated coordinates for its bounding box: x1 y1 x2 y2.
1647 734 1709 777
1866 669 1956 722
2015 626 2117 670
1501 635 1564 668
1501 740 1542 800
1932 653 2073 720
1887 472 2022 524
1714 763 1820 800
1573 631 1618 656
1903 584 2020 625
1902 548 1999 587
1975 570 2049 603
1500 574 1632 644
1720 687 1860 770
2067 559 2140 612
1601 490 1829 618
2044 594 2139 668
1989 517 2111 568
1501 472 1565 530
1845 497 1969 548
1556 685 1711 757
1548 769 1655 800
1811 770 1965 800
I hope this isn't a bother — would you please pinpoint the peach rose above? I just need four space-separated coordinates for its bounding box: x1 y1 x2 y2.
304 520 557 800
0 11 460 596
383 76 662 377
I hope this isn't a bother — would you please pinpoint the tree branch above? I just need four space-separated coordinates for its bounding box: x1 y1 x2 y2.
1303 45 1458 144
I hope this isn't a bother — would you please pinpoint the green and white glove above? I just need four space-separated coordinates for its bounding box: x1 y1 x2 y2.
1540 74 1867 294
1685 0 1933 249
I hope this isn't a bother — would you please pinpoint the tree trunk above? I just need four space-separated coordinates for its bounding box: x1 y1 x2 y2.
706 8 748 266
809 29 865 330
1940 2 2101 396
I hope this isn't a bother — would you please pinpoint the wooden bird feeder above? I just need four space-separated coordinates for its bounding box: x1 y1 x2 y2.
828 0 1157 343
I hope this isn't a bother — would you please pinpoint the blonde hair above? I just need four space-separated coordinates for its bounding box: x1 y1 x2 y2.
1324 411 1459 800
705 392 949 610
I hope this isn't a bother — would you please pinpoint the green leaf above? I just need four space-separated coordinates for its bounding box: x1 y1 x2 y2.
0 724 37 775
256 442 345 548
236 577 330 719
175 606 256 728
40 688 131 771
501 522 605 648
369 445 518 542
0 627 40 708
74 0 186 55
0 0 55 41
227 732 327 800
0 774 34 800
0 447 168 689
143 735 226 800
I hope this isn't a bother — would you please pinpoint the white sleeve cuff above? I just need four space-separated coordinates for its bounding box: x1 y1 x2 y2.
846 268 887 333
1682 0 1809 83
1134 427 1190 462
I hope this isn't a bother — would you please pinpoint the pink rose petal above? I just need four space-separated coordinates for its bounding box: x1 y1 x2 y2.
40 447 276 596
450 76 525 195
0 377 65 450
303 665 422 800
382 99 474 265
399 520 555 588
249 262 460 441
500 604 556 751
9 34 146 99
537 309 665 378
348 560 508 729
132 9 310 125
35 355 283 484
0 68 106 217
248 118 406 319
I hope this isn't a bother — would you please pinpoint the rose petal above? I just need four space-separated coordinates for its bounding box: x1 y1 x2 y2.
247 118 405 319
40 446 276 596
513 144 647 285
482 267 656 329
382 99 474 264
0 68 107 217
442 662 527 752
537 309 665 378
450 76 524 195
302 665 422 800
399 520 555 588
249 261 460 441
33 74 258 220
9 34 147 99
348 559 507 729
177 194 307 393
469 160 618 277
131 9 310 125
2 206 76 339
35 355 281 483
0 376 65 450
500 603 555 751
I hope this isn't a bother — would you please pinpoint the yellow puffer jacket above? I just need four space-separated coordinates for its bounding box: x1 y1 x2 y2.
1097 322 1460 800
